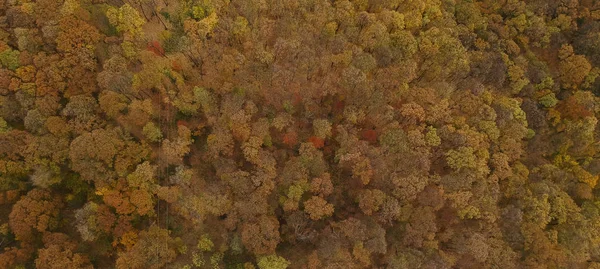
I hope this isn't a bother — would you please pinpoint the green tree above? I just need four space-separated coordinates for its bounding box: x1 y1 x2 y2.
142 122 163 142
0 48 20 70
106 4 146 39
257 255 290 269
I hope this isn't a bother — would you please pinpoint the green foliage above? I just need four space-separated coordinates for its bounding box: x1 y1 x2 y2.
229 236 244 256
0 48 19 70
312 119 332 139
507 63 530 94
322 21 338 38
2 0 600 268
192 252 205 267
191 0 214 20
197 234 215 252
446 147 477 171
174 89 201 115
458 205 481 219
379 128 409 153
194 87 216 114
539 93 558 108
232 16 249 37
106 4 145 38
0 117 8 133
424 126 441 147
535 77 554 91
282 101 295 114
257 255 290 269
495 96 528 125
390 30 417 59
210 252 224 268
126 161 155 190
143 122 163 142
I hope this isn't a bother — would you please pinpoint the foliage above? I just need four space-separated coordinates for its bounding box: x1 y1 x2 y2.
257 255 290 269
106 4 145 38
0 48 20 70
142 122 163 143
1 0 600 268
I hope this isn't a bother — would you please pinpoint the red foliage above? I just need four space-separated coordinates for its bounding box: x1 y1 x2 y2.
334 100 345 113
309 136 325 149
361 129 378 143
172 61 182 71
0 190 19 205
0 244 34 269
293 92 302 106
147 41 165 56
112 215 134 238
177 120 189 127
557 96 593 120
282 131 298 147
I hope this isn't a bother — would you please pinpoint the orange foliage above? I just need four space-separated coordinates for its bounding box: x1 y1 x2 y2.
8 189 63 241
361 129 378 143
147 40 165 56
177 120 189 127
282 131 298 147
0 244 34 269
172 61 182 71
308 136 324 149
556 96 593 120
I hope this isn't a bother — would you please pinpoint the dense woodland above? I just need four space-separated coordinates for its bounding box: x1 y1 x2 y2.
1 0 600 268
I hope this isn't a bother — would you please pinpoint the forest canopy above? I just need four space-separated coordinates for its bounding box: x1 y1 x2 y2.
1 0 600 268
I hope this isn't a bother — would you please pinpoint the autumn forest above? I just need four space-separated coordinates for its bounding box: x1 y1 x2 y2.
1 0 600 268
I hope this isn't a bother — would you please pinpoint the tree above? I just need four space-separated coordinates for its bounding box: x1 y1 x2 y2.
445 146 478 171
352 242 372 267
142 121 163 142
257 254 291 269
399 102 426 125
359 22 389 51
106 4 146 39
126 99 153 126
558 44 592 89
310 173 333 197
358 189 386 216
303 196 334 220
162 125 193 164
417 27 469 81
0 244 34 269
241 216 281 255
69 127 150 185
99 91 128 118
390 173 428 202
282 130 298 147
69 128 122 184
0 48 20 70
9 189 63 241
75 202 116 242
402 206 437 248
35 233 93 269
29 165 60 188
55 17 101 54
313 119 332 139
308 136 325 149
352 156 374 185
97 55 133 94
116 225 179 269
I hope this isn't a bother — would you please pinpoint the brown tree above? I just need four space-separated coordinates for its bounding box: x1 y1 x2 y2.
304 196 334 220
35 233 93 269
9 189 63 241
115 225 179 269
241 215 281 255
